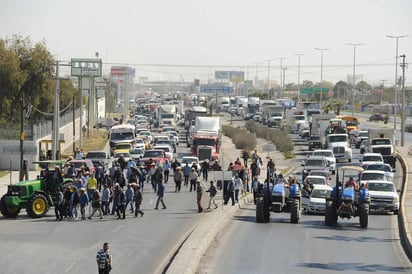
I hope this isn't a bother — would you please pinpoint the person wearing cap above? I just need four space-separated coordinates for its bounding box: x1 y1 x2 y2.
133 185 144 217
154 181 167 210
174 166 183 192
87 173 98 216
267 158 276 179
116 186 126 220
79 187 89 220
188 168 199 192
55 187 64 221
69 186 80 220
88 188 103 220
201 160 210 182
125 184 135 213
150 163 163 192
224 177 235 206
139 164 147 190
101 184 111 216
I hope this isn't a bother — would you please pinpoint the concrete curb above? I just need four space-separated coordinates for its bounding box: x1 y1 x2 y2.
396 150 412 261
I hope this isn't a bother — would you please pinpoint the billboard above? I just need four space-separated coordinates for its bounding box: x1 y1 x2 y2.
215 71 245 82
200 85 234 94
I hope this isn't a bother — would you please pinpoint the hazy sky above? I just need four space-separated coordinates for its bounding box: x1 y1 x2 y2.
1 0 411 86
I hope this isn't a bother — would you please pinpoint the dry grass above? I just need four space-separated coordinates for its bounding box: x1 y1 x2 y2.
62 128 109 158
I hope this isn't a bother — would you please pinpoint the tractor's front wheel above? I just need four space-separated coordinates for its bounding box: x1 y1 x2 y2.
325 201 337 226
0 195 20 218
256 198 268 223
290 199 300 224
27 193 49 218
359 203 369 228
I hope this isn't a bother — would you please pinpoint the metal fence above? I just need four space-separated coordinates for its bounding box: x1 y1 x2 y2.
0 109 81 140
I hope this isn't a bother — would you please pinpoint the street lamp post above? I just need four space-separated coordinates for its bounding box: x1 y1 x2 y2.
314 48 329 110
386 34 407 130
346 43 363 116
294 53 304 102
264 59 274 100
278 57 286 100
400 54 407 147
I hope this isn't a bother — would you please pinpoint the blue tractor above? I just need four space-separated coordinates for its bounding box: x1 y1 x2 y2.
255 176 301 223
325 165 370 228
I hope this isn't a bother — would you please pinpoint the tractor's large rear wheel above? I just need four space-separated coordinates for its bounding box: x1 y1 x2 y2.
27 193 49 218
359 203 369 228
290 199 300 224
256 198 268 223
0 195 20 218
325 201 337 226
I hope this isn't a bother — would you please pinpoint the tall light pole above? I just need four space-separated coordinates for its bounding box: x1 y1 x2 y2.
400 54 407 147
380 79 387 108
314 48 329 109
386 34 407 130
278 57 286 100
294 53 304 102
252 62 261 93
345 43 363 116
264 59 274 100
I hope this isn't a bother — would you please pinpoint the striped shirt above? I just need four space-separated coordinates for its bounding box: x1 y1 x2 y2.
96 249 111 269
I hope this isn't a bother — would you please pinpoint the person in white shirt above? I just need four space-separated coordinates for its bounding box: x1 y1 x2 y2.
233 174 243 203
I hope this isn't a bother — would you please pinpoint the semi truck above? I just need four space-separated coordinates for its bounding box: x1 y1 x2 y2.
155 104 177 127
190 116 221 161
367 128 397 168
245 97 260 120
267 105 284 128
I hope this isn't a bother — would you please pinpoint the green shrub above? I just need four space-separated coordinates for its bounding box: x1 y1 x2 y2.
222 125 256 150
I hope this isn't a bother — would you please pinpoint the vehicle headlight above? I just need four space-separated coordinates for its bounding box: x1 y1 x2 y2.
394 196 399 203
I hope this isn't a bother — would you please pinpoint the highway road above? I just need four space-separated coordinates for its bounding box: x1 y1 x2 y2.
0 121 239 274
197 117 412 274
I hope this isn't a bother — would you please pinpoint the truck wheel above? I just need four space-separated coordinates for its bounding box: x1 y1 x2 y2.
394 209 399 215
256 198 268 223
0 195 20 218
325 201 337 226
290 199 300 224
359 203 369 228
27 193 49 218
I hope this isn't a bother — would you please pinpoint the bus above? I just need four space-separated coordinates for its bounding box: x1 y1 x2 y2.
109 124 136 155
337 115 359 132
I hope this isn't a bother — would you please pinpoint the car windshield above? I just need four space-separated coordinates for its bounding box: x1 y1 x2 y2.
86 152 106 159
182 157 198 164
143 151 164 158
313 151 333 157
311 189 331 198
130 149 144 154
309 136 320 141
115 152 130 158
361 173 385 181
310 171 328 177
306 160 325 167
367 182 395 192
329 135 347 142
308 177 326 185
363 156 382 162
366 165 391 172
371 139 391 145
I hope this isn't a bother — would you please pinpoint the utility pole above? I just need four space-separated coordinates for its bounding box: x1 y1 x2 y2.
386 34 407 130
19 90 25 181
346 43 363 116
52 61 60 160
278 57 286 99
400 54 407 147
315 48 329 110
380 79 387 108
294 53 304 102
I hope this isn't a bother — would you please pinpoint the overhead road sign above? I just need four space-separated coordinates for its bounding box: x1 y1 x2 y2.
200 85 234 94
71 58 102 77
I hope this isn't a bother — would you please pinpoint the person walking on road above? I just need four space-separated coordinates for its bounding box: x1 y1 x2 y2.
88 189 103 220
201 160 209 181
124 184 134 213
189 168 199 192
224 179 235 206
183 162 191 186
133 184 144 217
233 174 243 203
96 242 112 274
196 180 204 213
101 184 111 216
79 188 89 220
55 188 64 221
206 181 218 210
154 182 167 210
174 166 183 192
163 159 171 183
116 186 126 220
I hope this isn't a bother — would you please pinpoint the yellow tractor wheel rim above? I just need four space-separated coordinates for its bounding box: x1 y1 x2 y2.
33 198 46 214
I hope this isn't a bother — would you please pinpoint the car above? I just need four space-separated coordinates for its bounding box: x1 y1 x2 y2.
301 156 330 181
134 137 147 150
162 126 176 133
366 180 399 214
310 149 336 174
308 169 332 182
369 113 384 122
302 185 333 214
85 151 112 168
138 130 153 143
155 138 177 153
308 135 322 151
68 159 96 175
168 131 179 145
140 149 168 167
113 149 131 163
359 170 387 185
360 139 369 154
355 130 368 148
153 135 171 145
304 175 329 187
360 153 384 165
253 112 262 122
181 156 201 173
153 144 174 161
364 163 396 181
129 148 145 161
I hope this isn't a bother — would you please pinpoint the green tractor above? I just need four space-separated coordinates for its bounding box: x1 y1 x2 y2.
0 161 72 218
